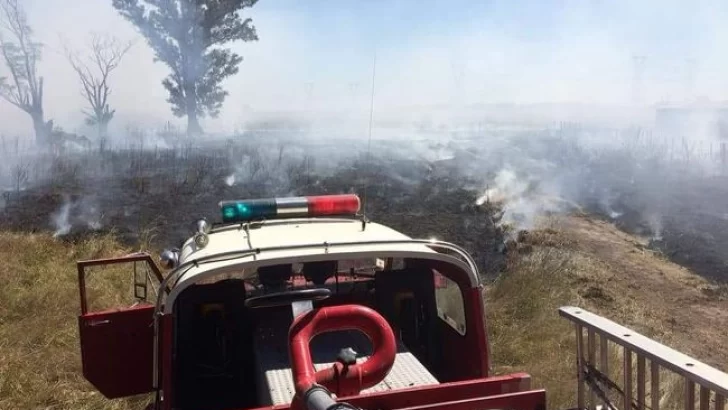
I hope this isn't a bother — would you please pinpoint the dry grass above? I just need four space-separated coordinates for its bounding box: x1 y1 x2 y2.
0 231 153 409
1 215 727 409
486 227 586 407
485 216 728 409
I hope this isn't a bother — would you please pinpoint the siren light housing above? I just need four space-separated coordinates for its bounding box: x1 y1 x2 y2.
219 194 361 223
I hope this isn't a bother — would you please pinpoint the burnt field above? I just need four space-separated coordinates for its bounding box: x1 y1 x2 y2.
0 135 510 275
1 125 727 282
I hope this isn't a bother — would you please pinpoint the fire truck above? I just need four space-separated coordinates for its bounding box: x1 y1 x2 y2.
75 194 728 410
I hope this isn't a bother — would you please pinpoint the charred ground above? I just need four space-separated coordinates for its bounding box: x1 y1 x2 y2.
0 140 509 275
0 128 727 283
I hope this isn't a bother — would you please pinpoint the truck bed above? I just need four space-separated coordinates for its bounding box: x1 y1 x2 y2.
253 314 440 406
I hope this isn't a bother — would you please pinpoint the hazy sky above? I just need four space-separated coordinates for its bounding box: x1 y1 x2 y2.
1 0 728 136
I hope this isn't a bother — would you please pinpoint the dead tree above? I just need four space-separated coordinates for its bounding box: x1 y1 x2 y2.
0 0 47 147
64 33 132 147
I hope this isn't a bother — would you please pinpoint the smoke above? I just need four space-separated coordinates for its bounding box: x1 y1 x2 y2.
0 0 725 267
476 168 568 235
3 0 728 137
646 212 663 242
51 196 73 237
224 174 235 187
50 195 103 238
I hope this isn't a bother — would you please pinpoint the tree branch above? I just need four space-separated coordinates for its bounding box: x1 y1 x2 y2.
0 0 41 114
62 32 133 134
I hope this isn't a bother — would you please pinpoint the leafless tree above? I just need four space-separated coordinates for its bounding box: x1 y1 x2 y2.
0 0 48 146
64 33 133 145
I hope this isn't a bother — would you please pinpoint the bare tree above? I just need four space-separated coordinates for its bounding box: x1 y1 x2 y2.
64 33 133 145
0 0 47 146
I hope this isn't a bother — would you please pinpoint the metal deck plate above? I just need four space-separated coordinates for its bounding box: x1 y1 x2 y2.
254 323 439 406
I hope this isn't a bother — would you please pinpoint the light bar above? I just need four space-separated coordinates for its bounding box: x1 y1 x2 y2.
219 194 361 223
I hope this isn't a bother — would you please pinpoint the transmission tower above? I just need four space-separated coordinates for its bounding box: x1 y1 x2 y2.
450 55 466 121
683 57 696 103
632 55 647 104
301 82 315 116
451 60 465 100
348 82 359 95
304 82 314 100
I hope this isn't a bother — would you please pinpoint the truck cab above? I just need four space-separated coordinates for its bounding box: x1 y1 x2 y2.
76 194 546 410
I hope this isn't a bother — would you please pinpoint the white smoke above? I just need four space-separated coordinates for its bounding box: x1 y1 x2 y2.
51 197 73 238
225 174 236 186
646 212 664 241
476 168 572 237
50 195 103 238
77 196 103 230
597 190 623 219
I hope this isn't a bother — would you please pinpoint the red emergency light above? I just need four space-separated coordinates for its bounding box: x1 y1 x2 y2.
219 194 361 223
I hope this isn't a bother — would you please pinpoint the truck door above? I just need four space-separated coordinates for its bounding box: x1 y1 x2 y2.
76 253 167 399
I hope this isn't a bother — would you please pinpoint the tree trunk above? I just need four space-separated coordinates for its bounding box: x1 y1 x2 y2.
30 110 48 148
185 84 203 137
187 113 202 137
98 120 109 151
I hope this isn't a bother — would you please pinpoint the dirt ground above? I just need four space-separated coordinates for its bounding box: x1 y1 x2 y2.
550 215 728 370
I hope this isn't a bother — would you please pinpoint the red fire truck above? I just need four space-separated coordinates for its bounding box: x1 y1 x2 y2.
75 194 728 410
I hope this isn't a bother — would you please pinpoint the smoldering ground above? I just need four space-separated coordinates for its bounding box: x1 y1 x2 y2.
1 118 727 282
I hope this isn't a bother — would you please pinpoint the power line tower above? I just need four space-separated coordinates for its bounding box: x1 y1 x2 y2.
347 81 360 118
348 82 359 107
451 60 465 99
301 82 315 117
683 57 696 103
632 55 647 105
450 56 466 123
304 82 315 101
348 82 359 96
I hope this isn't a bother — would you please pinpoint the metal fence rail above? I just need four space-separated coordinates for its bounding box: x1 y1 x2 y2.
559 306 728 410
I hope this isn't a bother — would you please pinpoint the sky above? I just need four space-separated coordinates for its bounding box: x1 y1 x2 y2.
1 0 728 137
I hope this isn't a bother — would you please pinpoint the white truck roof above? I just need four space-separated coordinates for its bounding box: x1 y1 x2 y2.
179 218 415 262
161 217 479 313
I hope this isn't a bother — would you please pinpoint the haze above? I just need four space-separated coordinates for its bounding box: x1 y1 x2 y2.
2 0 728 138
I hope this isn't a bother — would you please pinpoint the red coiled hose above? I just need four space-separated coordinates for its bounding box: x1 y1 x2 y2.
288 304 397 400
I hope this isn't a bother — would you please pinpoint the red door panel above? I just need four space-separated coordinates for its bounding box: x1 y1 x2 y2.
78 303 155 398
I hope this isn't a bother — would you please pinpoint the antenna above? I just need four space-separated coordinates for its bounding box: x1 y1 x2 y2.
362 52 377 216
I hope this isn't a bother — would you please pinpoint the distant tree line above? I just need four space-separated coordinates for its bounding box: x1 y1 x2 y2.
0 0 259 149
